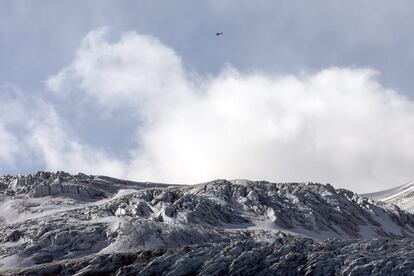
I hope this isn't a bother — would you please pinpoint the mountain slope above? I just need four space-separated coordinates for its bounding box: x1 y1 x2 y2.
17 238 414 276
363 180 414 212
1 172 414 275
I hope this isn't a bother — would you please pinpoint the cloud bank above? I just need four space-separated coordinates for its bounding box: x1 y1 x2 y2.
0 83 126 177
2 29 414 192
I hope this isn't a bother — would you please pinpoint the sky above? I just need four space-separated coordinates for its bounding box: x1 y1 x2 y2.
1 1 414 192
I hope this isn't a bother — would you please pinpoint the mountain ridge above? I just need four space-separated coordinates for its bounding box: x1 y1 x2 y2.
1 171 414 275
364 180 414 212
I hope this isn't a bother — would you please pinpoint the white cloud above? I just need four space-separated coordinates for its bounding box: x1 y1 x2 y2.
27 105 127 177
0 125 19 164
0 84 126 177
125 67 414 192
4 29 414 192
0 85 32 167
47 28 192 117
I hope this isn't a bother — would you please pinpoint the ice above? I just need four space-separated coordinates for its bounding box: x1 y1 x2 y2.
2 171 414 275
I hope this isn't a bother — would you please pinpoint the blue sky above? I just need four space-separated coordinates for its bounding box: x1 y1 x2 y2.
2 1 414 93
1 1 414 192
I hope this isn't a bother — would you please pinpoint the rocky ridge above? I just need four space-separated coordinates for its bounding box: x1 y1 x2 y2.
1 172 414 275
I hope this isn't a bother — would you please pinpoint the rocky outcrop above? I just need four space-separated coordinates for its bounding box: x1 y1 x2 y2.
16 238 414 276
1 172 414 275
0 171 169 199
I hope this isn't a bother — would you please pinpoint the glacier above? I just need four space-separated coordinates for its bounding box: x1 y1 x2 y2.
1 171 414 275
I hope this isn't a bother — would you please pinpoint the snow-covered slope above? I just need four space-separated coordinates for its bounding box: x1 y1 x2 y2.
1 171 414 275
363 180 414 212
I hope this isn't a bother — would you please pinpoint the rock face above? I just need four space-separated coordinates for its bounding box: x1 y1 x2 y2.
0 171 168 199
1 172 414 275
16 238 414 276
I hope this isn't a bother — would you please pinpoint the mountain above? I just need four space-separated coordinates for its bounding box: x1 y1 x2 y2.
1 171 414 275
363 181 414 213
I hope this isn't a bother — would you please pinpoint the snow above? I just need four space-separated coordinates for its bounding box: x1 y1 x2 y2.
2 171 414 274
363 180 414 212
